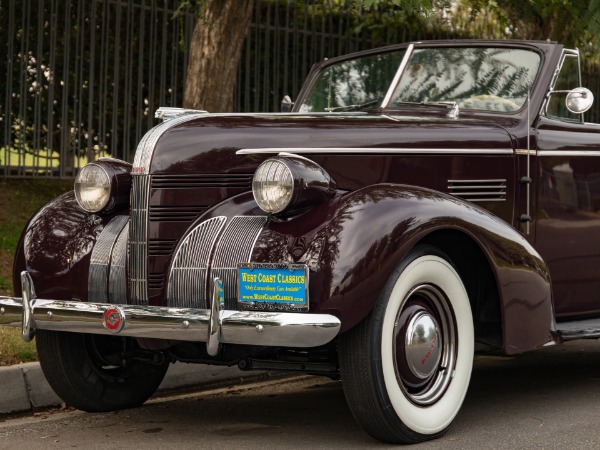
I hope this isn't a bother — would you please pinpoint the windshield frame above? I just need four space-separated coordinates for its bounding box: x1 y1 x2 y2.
384 44 544 115
293 41 547 117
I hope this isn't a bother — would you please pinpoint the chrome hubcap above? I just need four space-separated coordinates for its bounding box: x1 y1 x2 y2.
393 284 457 406
405 311 441 380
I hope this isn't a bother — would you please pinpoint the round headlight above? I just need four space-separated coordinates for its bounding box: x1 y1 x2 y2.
252 159 294 213
252 154 337 216
74 163 111 213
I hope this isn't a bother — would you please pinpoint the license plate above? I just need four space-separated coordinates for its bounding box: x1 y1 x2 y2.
238 263 309 311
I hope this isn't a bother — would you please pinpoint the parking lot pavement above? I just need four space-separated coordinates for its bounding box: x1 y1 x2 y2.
0 361 272 414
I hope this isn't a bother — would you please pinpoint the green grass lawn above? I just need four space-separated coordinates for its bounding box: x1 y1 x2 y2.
0 178 73 365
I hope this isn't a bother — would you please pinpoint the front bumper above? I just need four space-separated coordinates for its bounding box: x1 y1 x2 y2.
0 272 341 355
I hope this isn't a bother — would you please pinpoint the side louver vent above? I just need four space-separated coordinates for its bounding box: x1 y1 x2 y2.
448 179 506 202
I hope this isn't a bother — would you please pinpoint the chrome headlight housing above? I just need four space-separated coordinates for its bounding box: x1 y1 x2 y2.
74 158 132 214
252 153 337 215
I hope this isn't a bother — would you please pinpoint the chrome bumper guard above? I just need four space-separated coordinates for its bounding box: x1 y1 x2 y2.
0 272 341 355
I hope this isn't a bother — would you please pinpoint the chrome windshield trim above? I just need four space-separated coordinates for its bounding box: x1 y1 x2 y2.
237 147 513 155
381 43 414 108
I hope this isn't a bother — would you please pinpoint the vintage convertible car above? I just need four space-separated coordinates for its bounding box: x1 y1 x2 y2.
0 39 598 444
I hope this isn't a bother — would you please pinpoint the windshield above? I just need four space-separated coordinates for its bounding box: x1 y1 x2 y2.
298 50 405 113
299 46 541 114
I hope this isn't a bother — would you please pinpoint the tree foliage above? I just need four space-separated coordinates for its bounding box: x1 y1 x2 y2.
469 0 600 59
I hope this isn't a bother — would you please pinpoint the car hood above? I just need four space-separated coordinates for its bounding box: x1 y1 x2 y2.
148 112 516 176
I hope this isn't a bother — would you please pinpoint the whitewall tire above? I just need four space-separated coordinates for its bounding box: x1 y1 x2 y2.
339 246 474 444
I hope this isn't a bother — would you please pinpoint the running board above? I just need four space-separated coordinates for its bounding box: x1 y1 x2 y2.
556 318 600 340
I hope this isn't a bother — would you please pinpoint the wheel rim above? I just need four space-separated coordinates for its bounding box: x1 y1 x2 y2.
393 284 457 406
85 334 137 380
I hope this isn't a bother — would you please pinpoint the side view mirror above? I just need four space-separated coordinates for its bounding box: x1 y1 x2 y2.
281 95 294 113
566 87 594 114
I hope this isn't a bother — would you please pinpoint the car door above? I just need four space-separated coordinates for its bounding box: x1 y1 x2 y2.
535 51 600 318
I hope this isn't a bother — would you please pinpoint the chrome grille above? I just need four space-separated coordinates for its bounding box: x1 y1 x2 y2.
210 216 268 309
151 174 253 189
167 216 227 308
148 240 177 257
130 174 150 305
88 216 129 303
149 206 209 222
129 113 203 305
108 222 129 304
448 179 507 202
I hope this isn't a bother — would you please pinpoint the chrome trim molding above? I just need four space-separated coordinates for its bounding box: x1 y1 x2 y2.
0 273 341 349
167 216 227 308
155 107 207 122
538 150 600 157
132 114 201 175
88 216 129 303
515 149 536 156
236 147 514 156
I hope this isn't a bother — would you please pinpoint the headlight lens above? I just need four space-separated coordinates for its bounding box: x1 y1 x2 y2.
252 154 337 216
252 159 294 213
74 164 111 213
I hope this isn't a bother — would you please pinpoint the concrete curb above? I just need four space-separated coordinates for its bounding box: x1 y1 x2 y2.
0 361 270 415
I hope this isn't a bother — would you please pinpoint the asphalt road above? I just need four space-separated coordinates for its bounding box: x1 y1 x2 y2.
1 340 600 449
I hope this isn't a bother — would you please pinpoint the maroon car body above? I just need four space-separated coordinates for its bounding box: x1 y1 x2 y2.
2 39 599 444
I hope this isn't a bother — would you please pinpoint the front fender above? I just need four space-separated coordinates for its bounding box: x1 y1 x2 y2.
13 192 108 300
251 184 553 354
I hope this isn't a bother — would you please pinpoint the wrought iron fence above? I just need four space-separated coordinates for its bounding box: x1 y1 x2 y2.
1 0 195 176
2 0 600 177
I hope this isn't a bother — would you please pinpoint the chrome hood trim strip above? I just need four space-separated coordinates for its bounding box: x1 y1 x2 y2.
132 114 202 175
236 147 513 155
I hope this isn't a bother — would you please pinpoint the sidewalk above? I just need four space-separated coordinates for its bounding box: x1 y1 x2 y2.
0 361 271 414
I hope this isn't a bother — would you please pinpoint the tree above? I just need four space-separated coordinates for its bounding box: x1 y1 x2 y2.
469 0 600 58
182 0 255 112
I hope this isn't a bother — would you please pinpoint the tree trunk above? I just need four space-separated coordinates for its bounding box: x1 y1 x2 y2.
183 0 255 112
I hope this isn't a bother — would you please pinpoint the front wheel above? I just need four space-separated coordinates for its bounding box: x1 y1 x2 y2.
36 330 170 412
339 247 474 444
